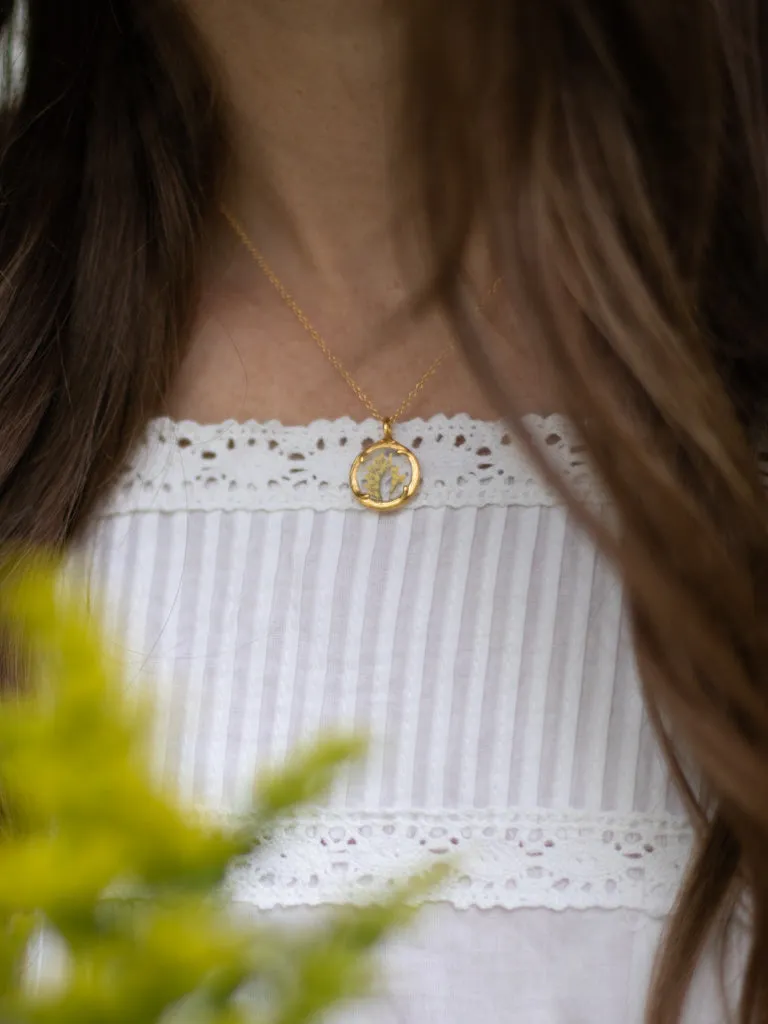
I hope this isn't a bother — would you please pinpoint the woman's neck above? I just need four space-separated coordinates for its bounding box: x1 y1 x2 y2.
170 2 557 428
184 0 406 290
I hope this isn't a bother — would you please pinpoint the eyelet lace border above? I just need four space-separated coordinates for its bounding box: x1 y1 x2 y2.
105 413 607 514
200 807 694 916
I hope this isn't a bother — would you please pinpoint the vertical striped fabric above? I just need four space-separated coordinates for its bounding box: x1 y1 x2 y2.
77 503 678 821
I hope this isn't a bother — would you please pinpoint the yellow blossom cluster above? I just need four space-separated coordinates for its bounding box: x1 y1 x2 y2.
0 557 442 1024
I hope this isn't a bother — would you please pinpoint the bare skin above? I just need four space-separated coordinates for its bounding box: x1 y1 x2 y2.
167 0 557 426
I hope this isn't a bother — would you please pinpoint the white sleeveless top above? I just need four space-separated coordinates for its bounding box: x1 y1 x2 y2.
36 414 743 1022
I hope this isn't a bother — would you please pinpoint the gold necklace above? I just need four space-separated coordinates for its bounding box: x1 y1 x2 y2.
221 205 498 512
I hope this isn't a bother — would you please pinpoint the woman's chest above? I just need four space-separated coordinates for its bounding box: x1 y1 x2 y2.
75 501 691 919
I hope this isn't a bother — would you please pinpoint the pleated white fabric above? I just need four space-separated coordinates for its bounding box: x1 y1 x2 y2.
48 413 742 1022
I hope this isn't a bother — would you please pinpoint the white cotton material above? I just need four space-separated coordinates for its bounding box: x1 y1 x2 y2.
43 413 741 1022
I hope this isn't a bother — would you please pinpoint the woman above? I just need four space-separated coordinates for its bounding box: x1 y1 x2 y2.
2 1 767 1021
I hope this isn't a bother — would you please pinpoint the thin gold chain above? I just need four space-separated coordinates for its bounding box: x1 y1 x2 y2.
221 204 499 425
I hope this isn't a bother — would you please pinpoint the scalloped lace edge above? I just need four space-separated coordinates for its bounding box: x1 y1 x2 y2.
202 807 694 915
104 412 608 515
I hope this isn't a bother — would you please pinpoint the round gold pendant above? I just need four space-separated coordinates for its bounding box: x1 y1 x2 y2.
350 420 421 512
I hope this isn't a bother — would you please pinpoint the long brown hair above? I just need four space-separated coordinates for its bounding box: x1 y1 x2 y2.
1 1 768 1020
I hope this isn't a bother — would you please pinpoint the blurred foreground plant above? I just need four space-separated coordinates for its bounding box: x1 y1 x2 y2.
0 557 443 1023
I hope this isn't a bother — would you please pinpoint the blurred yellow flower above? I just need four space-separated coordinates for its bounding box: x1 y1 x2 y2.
0 555 437 1023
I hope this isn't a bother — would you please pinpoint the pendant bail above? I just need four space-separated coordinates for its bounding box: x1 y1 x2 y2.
382 417 393 441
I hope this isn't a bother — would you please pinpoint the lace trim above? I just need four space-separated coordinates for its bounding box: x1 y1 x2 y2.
217 808 693 915
103 414 606 515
